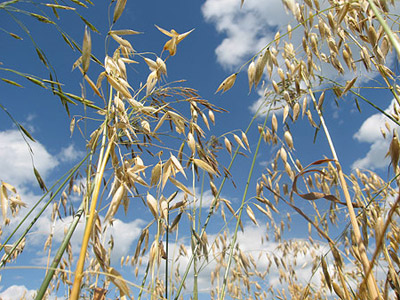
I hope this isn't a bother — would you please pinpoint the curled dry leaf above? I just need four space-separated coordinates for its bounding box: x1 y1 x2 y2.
216 73 237 94
291 159 363 208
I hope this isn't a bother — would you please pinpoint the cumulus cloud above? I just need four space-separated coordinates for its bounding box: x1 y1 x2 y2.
0 130 58 186
352 99 396 170
202 0 400 119
202 0 288 69
57 144 85 163
0 285 36 300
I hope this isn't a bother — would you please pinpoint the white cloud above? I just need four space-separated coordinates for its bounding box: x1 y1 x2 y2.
203 0 400 121
352 99 396 170
106 219 145 262
0 130 58 187
57 144 85 163
202 0 288 69
0 285 36 300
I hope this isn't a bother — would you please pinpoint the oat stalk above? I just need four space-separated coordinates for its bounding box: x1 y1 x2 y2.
70 101 114 299
307 86 381 300
35 201 85 300
219 108 269 300
0 153 89 268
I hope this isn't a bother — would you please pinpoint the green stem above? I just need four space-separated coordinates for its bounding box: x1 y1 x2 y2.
0 153 89 268
34 201 85 300
219 109 270 300
173 101 267 300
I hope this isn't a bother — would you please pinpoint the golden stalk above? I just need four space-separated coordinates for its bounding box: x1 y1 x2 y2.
307 86 381 300
69 128 114 300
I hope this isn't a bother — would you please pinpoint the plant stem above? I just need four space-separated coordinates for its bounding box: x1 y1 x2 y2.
308 87 381 300
35 201 85 300
0 154 89 268
69 127 114 300
219 111 269 300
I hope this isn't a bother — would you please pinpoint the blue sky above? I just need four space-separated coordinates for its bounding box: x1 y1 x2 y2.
0 0 399 299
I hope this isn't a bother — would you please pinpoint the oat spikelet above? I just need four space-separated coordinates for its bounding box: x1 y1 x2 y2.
293 102 300 121
147 193 158 219
332 282 345 299
233 133 246 150
386 130 400 173
246 205 259 226
321 256 332 291
242 131 250 151
284 131 293 149
271 113 278 133
216 73 237 94
150 162 162 187
209 110 215 125
248 61 256 92
104 184 126 223
82 26 91 73
113 0 127 23
187 132 196 154
224 136 232 155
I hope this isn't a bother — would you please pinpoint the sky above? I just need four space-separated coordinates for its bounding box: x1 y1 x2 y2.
0 0 399 299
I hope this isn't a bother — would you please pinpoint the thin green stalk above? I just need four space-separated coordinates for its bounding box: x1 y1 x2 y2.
138 255 151 300
219 109 269 300
165 201 169 300
173 101 266 300
35 201 85 300
191 160 198 300
0 153 89 268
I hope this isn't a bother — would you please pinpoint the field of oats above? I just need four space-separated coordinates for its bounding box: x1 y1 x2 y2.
0 0 400 299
